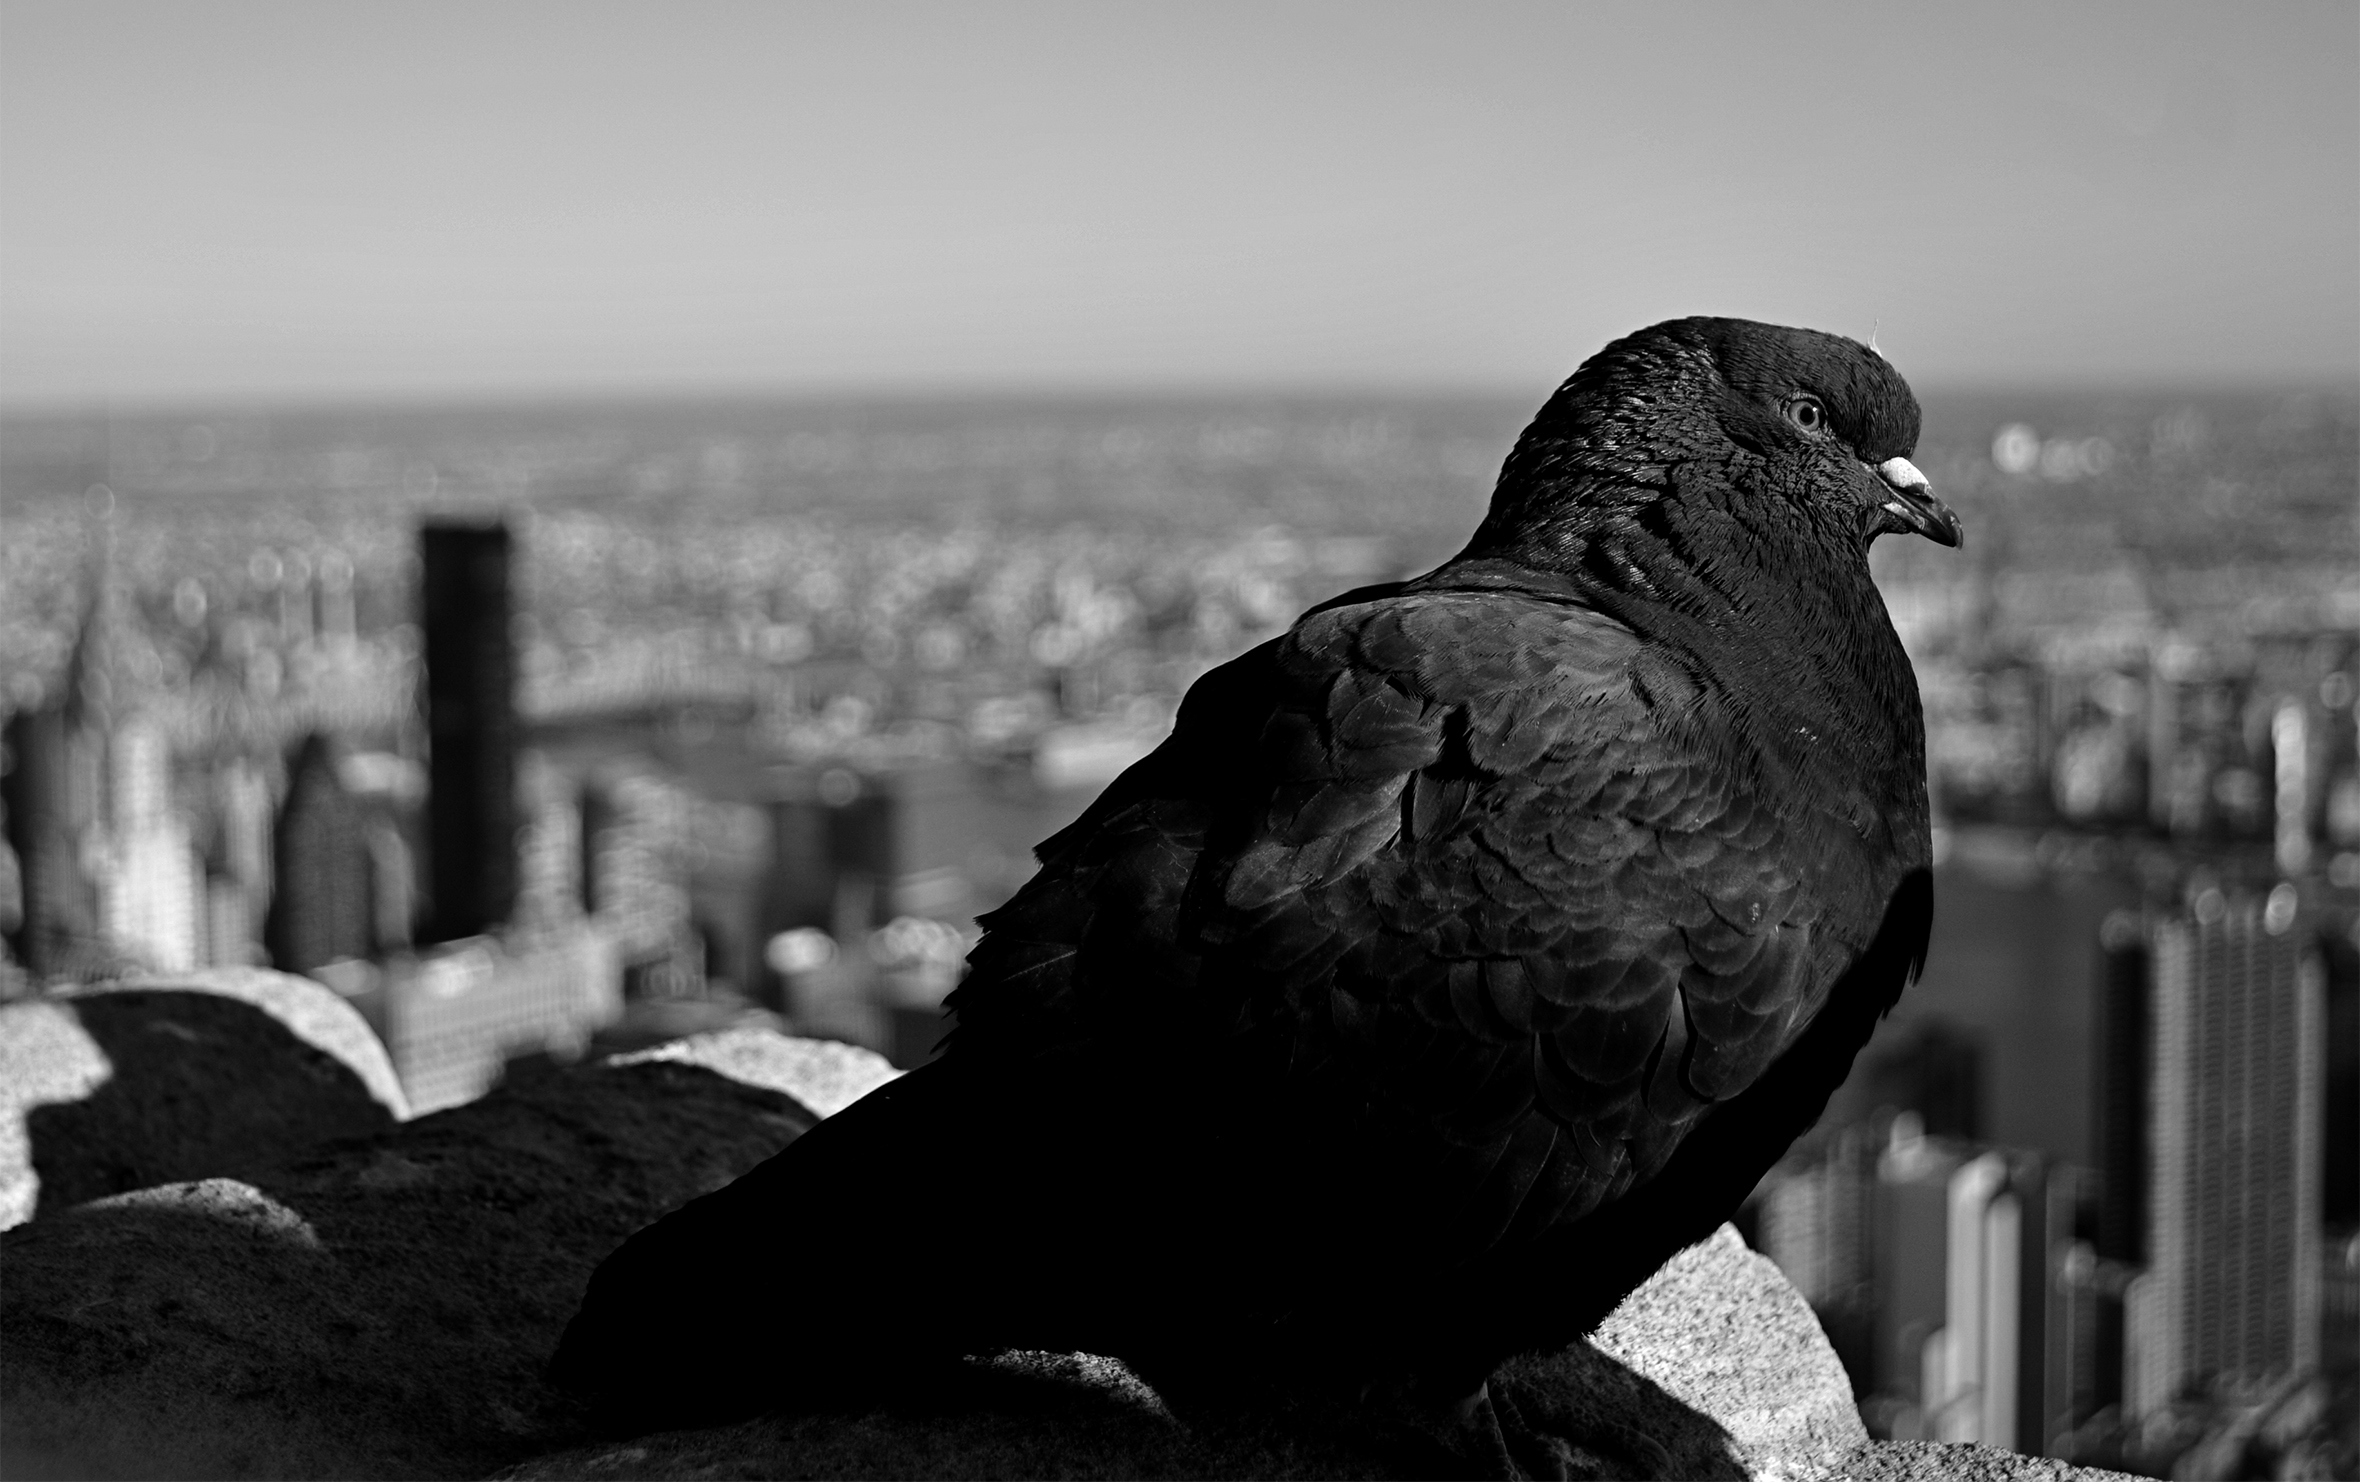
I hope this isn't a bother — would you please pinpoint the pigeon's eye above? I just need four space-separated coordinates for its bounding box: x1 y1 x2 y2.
1785 397 1828 435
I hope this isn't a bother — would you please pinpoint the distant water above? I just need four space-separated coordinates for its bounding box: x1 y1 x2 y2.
1825 835 2145 1168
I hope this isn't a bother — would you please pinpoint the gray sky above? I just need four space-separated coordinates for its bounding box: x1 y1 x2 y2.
3 1 2354 406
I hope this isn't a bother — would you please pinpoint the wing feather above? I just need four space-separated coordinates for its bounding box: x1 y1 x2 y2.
948 574 1912 1253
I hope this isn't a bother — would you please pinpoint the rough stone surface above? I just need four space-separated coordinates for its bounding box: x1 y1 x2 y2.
603 1025 900 1117
0 999 111 1230
101 968 412 1120
503 1239 2123 1482
0 971 406 1230
1 1052 816 1479
0 1011 2128 1481
1834 1439 2142 1480
87 1177 326 1249
1591 1224 1867 1478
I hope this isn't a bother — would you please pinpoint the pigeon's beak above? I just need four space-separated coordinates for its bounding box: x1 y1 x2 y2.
1869 457 1963 548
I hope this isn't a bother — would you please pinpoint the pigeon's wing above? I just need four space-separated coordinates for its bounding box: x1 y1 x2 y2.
952 575 1907 1250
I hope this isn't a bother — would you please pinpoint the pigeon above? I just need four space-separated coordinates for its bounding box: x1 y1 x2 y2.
549 316 1962 1474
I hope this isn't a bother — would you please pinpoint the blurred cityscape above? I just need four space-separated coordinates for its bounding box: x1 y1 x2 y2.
1 385 2354 1477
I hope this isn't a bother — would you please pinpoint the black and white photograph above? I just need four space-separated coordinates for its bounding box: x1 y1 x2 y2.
1 4 2354 1478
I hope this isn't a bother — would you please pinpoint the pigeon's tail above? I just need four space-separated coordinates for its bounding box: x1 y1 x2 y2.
546 1048 1168 1434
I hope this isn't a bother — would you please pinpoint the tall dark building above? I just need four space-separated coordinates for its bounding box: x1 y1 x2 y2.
579 779 614 919
2 572 140 983
1 706 96 979
2095 911 2150 1266
420 522 519 941
263 733 374 975
2089 909 2152 1419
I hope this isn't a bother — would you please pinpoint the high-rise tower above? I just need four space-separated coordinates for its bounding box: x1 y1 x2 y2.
97 716 202 973
3 537 145 982
2125 890 2325 1419
263 734 376 975
1 706 95 979
419 523 519 940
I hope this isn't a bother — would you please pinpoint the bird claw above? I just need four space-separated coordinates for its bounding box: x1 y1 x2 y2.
1495 1376 1681 1480
1448 1383 1525 1478
1385 1374 1680 1481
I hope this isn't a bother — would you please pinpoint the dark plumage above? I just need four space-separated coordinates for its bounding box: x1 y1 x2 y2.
550 317 1962 1467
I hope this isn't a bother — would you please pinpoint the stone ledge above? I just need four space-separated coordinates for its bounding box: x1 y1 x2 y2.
0 969 408 1230
0 1008 2129 1480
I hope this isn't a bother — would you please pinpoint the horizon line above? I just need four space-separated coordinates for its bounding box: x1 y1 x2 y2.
4 372 2357 423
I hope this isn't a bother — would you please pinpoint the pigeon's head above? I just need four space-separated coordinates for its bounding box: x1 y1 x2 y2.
1680 317 1961 550
1473 316 1963 570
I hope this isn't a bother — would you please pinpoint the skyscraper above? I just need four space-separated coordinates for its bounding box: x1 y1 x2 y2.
1874 1124 1959 1426
3 551 151 984
420 522 519 940
2043 1168 2122 1455
512 749 584 933
1 706 96 980
201 756 276 969
1906 1146 2054 1453
264 734 375 976
1758 1125 1878 1387
2095 911 2150 1269
2324 920 2357 1234
96 716 202 973
2125 889 2326 1420
2092 908 2151 1419
1825 1119 2080 1455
